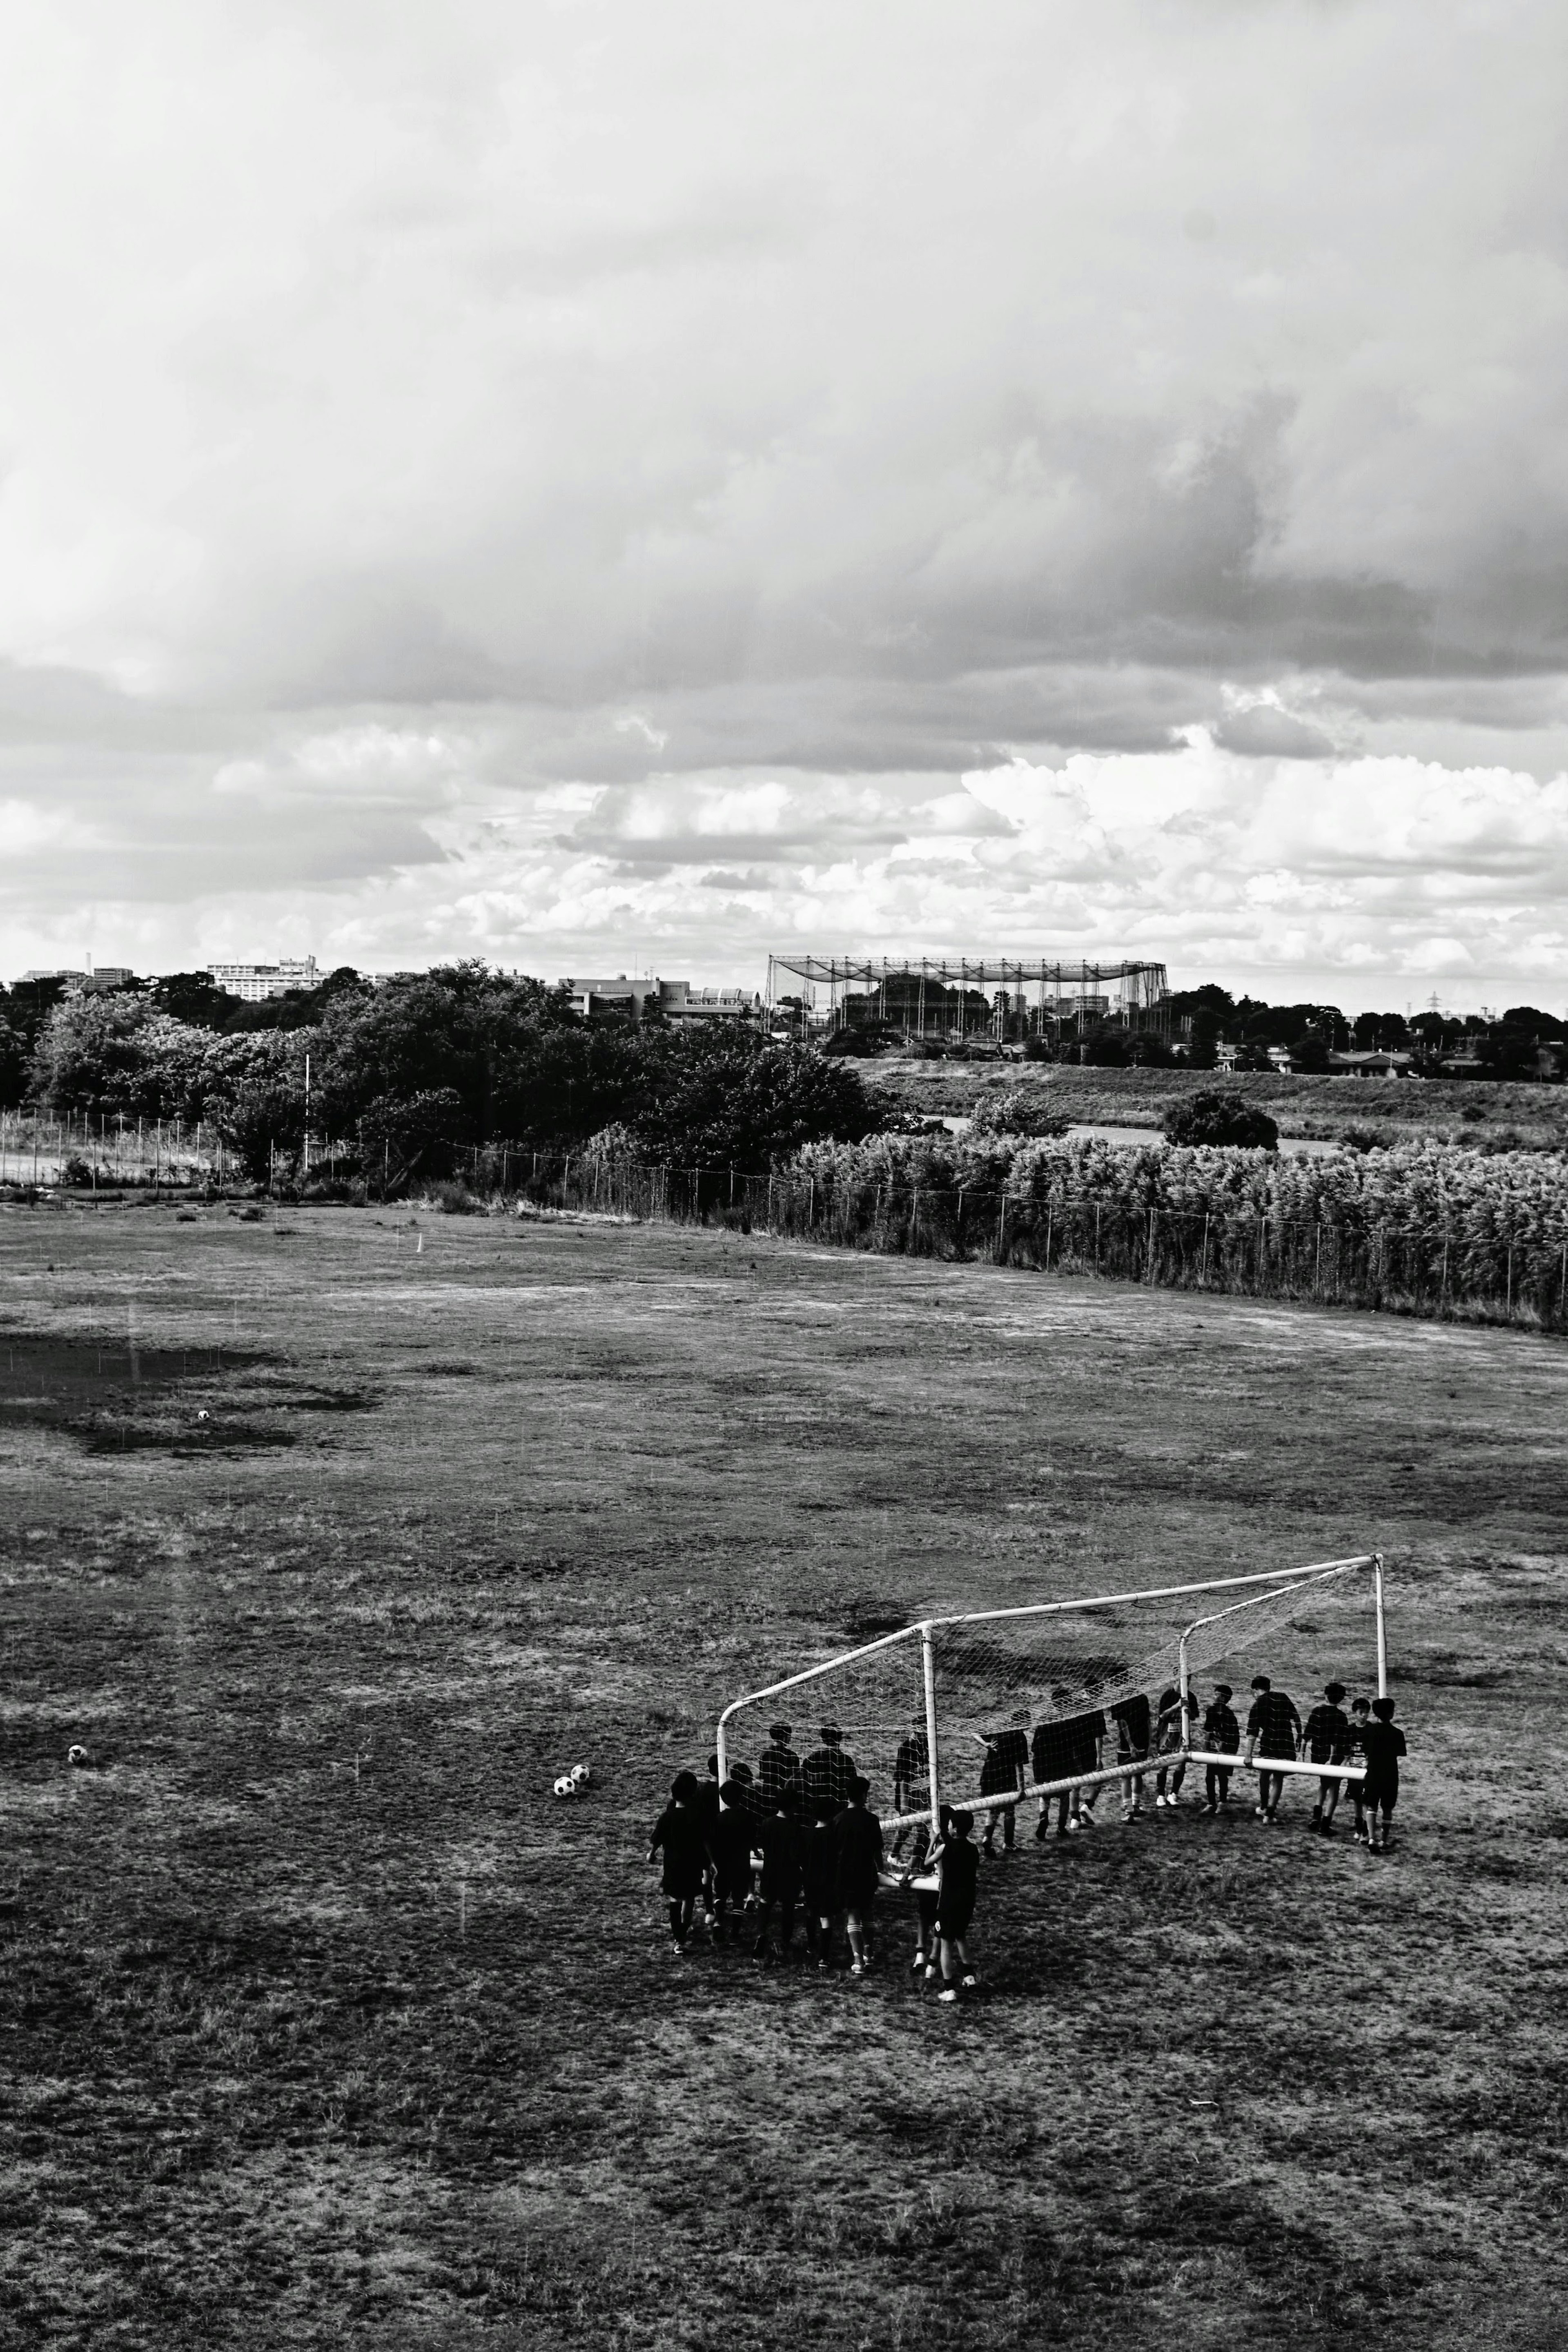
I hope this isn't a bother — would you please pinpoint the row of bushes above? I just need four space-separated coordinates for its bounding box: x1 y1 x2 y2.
486 1130 1568 1330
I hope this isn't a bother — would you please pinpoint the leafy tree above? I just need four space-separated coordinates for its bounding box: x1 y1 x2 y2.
0 1011 29 1110
216 1077 307 1184
148 972 236 1029
621 1028 873 1168
354 1090 468 1191
1162 1090 1279 1150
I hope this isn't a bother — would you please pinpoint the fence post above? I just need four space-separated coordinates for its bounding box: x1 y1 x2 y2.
1045 1204 1052 1268
1147 1204 1156 1283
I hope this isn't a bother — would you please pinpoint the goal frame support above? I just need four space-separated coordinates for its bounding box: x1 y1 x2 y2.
716 1553 1384 1830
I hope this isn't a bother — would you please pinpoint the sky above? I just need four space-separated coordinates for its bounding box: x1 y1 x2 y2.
1 0 1565 1012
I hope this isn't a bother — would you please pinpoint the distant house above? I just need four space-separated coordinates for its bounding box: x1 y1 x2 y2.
1265 1045 1294 1074
1327 1050 1415 1078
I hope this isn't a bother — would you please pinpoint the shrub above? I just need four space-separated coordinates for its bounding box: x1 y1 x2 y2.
1163 1090 1279 1150
969 1087 1069 1139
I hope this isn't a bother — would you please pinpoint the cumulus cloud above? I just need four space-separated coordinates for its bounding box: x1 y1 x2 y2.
0 0 1563 1001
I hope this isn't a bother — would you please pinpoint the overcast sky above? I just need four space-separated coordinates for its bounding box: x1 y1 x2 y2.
2 0 1564 1008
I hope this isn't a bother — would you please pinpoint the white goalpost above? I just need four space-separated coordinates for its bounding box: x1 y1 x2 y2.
716 1553 1386 1830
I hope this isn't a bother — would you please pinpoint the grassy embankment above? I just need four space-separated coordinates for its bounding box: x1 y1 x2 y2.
3 1200 1567 2350
867 1060 1568 1147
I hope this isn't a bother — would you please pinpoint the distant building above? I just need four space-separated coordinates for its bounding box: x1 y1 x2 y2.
656 981 761 1025
20 966 135 994
1327 1050 1415 1078
557 975 760 1025
207 957 319 1002
558 974 652 1021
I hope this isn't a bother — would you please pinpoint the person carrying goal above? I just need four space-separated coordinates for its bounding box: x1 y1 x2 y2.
900 1806 951 1978
1154 1684 1197 1810
833 1775 885 1976
934 1809 980 2004
1359 1696 1408 1854
1245 1675 1302 1821
1343 1695 1373 1842
890 1721 929 1861
753 1783 804 1962
1110 1690 1153 1821
710 1779 757 1941
1031 1690 1105 1840
1302 1681 1351 1835
757 1722 801 1809
801 1726 858 1821
1199 1685 1240 1813
978 1716 1029 1857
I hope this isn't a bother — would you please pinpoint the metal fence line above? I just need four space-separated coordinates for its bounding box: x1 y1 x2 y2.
2 1121 1563 1331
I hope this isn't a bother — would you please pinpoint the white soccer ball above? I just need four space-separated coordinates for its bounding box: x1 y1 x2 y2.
552 1774 577 1798
570 1763 590 1787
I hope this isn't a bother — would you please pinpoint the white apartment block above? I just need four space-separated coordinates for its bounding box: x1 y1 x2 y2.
207 957 320 1002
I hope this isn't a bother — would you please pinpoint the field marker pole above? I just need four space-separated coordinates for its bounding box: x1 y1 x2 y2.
1373 1553 1387 1698
921 1623 942 1831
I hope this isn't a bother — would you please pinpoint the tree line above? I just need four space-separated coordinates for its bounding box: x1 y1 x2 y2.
4 965 874 1188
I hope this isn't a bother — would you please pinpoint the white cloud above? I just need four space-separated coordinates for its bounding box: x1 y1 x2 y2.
0 0 1561 1005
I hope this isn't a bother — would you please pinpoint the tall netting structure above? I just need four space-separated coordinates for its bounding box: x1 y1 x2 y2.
717 1556 1385 1827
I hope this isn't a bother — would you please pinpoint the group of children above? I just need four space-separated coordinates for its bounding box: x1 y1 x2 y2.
646 1721 984 1999
1186 1677 1407 1847
648 1679 1411 1987
969 1674 1408 1853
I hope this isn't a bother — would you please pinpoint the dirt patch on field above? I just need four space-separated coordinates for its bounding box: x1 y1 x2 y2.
0 1333 376 1454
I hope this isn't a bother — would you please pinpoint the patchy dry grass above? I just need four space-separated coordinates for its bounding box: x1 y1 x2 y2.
869 1059 1568 1149
2 1198 1566 2349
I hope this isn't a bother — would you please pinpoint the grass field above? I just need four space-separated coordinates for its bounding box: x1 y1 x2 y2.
867 1060 1568 1148
3 1199 1567 2350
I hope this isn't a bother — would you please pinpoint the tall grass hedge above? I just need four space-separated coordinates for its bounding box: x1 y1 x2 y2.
770 1133 1568 1328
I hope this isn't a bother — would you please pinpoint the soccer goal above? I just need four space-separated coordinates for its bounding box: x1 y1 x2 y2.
716 1554 1385 1829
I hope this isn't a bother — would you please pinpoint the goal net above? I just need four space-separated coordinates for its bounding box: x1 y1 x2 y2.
716 1554 1385 1831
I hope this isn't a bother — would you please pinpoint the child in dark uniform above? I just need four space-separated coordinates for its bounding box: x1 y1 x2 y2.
757 1723 801 1808
978 1717 1029 1855
802 1797 838 1967
754 1784 804 1961
1200 1685 1240 1812
697 1755 723 1926
1302 1681 1351 1834
1343 1697 1372 1842
710 1778 756 1942
891 1721 928 1859
833 1775 885 1977
648 1770 711 1951
935 1809 980 2004
1360 1695 1408 1853
900 1807 951 1977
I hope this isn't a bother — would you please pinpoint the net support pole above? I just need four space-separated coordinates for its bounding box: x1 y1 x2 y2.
1178 1630 1193 1759
1373 1552 1387 1698
921 1622 942 1833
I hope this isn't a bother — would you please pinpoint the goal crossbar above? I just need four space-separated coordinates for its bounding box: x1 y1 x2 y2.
717 1553 1383 1834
